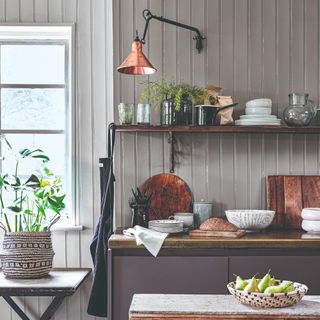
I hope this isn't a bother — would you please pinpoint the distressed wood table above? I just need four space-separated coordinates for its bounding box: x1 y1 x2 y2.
129 294 320 319
0 268 91 320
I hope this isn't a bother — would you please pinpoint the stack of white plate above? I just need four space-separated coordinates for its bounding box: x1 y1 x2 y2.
301 208 320 234
148 219 184 234
235 98 281 126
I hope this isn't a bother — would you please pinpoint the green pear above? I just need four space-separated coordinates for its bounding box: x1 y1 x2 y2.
235 275 248 290
243 276 260 293
269 277 276 287
264 281 293 294
258 270 271 293
284 284 295 293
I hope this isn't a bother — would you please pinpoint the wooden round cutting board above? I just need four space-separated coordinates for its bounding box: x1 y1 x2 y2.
140 173 192 220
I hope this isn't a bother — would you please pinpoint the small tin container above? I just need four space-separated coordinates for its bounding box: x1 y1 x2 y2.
193 200 213 226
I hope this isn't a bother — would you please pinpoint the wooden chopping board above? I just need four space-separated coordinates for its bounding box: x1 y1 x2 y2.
266 175 320 229
189 229 246 238
140 173 192 220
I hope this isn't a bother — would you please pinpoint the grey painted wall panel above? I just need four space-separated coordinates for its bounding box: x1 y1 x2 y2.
114 0 320 228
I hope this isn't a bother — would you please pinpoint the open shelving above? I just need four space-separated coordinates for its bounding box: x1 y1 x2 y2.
114 124 320 172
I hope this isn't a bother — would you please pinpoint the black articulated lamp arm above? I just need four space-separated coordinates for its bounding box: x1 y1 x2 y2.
141 9 205 53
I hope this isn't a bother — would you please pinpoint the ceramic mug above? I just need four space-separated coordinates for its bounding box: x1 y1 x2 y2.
169 213 194 228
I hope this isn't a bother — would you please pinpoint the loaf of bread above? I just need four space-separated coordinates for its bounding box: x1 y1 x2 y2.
199 217 238 232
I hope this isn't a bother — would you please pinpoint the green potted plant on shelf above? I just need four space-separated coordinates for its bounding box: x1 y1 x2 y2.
0 137 66 279
139 75 206 125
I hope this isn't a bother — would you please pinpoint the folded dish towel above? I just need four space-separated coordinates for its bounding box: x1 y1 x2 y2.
123 226 169 257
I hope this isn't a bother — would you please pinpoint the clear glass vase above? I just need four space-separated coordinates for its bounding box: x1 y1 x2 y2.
283 93 316 127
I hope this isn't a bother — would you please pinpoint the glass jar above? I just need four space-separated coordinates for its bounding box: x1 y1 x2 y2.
118 103 134 124
160 98 175 125
174 96 193 125
136 104 151 125
283 93 316 127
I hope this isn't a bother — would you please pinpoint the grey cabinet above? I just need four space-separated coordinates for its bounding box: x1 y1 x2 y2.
112 256 228 320
229 256 320 295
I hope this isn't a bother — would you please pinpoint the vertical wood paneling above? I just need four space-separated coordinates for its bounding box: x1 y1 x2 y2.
291 0 305 92
163 0 177 79
305 0 319 100
34 0 49 22
248 0 262 98
114 0 320 227
277 0 290 114
5 0 19 22
234 0 248 116
262 0 276 112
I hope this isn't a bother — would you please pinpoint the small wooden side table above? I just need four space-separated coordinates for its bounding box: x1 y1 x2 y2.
129 294 320 320
0 268 91 320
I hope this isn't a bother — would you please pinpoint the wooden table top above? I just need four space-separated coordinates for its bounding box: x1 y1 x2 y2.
109 230 320 250
129 294 320 319
0 268 91 296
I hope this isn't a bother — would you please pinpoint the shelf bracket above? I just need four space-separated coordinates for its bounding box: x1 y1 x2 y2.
167 132 176 173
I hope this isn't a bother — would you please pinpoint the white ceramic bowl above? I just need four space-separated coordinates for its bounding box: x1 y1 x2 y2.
301 208 320 221
246 98 272 108
225 210 275 231
245 106 272 115
301 220 320 234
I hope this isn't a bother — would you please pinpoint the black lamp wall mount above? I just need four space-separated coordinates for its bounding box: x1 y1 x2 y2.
140 9 205 53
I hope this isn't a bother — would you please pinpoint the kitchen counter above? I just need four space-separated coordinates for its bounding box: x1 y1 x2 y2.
129 294 320 319
108 231 320 319
109 230 320 250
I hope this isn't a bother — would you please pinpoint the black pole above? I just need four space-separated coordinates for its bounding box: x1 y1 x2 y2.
141 9 205 53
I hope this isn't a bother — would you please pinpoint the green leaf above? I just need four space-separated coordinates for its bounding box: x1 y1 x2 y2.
25 174 40 189
31 155 50 162
43 167 54 177
8 206 22 213
24 209 34 216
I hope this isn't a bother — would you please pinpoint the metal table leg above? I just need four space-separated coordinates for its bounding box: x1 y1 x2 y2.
3 296 30 320
2 295 66 320
40 296 65 320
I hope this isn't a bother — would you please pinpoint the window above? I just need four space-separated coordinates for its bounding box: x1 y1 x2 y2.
0 25 74 226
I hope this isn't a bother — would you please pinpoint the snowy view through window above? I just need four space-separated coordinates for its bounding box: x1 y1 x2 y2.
0 27 72 224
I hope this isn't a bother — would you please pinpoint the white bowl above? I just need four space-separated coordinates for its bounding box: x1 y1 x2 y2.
301 220 320 234
246 98 272 108
245 107 272 115
225 210 275 231
301 208 320 221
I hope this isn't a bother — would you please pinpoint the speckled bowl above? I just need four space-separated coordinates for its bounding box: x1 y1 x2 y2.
227 280 308 308
225 210 275 231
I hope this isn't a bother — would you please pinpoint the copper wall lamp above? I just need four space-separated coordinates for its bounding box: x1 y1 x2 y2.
117 9 206 75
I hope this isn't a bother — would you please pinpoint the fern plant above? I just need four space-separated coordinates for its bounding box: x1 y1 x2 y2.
139 75 206 112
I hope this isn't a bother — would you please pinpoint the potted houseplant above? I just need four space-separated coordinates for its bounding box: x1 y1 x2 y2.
129 188 152 228
0 138 66 279
139 76 206 125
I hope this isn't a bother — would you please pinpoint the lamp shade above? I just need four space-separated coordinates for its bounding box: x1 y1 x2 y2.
117 40 157 75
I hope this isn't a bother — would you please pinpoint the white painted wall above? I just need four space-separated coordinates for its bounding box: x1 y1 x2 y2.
0 0 113 319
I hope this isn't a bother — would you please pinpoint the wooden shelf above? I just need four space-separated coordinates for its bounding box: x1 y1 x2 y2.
114 124 320 173
115 125 320 134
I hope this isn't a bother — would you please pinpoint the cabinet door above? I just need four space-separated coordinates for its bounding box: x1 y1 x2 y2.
229 256 320 294
113 256 228 320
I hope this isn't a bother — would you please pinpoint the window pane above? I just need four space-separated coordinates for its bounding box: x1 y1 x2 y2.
1 45 65 84
2 88 65 130
1 134 69 223
1 134 66 179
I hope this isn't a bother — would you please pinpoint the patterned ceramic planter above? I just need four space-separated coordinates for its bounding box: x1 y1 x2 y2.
0 232 55 279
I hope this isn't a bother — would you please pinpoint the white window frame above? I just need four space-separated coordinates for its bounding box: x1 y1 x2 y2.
0 24 80 231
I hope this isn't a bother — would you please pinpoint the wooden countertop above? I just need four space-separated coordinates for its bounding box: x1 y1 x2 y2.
129 294 320 319
109 231 320 250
